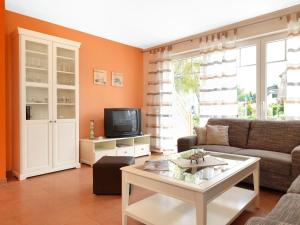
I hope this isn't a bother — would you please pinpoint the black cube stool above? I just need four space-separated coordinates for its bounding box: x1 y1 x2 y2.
93 156 135 195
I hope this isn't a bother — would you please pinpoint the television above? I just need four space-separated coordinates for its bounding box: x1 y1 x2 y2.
104 108 141 138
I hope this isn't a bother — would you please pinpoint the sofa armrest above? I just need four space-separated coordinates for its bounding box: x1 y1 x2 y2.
287 174 300 194
245 217 293 225
292 145 300 179
177 136 197 152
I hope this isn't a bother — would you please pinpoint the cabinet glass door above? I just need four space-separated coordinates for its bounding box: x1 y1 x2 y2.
54 45 77 120
53 44 78 167
25 39 51 121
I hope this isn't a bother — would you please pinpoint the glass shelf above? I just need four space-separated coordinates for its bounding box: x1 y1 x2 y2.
26 49 47 56
57 71 75 74
26 86 49 120
57 47 75 59
57 105 75 119
56 47 75 86
27 102 48 105
26 51 48 69
26 67 48 84
57 56 75 60
57 88 75 119
26 40 47 54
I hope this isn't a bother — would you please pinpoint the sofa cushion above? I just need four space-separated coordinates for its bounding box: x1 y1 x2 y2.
267 193 300 225
206 125 229 146
236 149 291 176
287 175 300 194
207 118 251 148
247 120 300 154
193 145 242 154
194 126 207 145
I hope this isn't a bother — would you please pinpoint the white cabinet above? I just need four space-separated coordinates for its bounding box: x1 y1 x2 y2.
80 135 151 166
12 28 81 180
134 144 150 157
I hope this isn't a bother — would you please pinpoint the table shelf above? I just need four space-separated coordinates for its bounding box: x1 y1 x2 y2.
126 187 256 225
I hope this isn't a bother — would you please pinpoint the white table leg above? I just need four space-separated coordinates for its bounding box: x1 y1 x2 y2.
122 172 130 225
253 162 260 208
195 193 207 225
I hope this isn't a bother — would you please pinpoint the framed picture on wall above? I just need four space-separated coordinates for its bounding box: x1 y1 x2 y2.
94 69 108 85
112 72 124 87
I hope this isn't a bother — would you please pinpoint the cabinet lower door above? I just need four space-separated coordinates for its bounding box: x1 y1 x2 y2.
25 122 52 174
53 121 77 167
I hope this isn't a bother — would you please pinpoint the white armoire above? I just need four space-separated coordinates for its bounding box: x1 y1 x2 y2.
12 28 81 180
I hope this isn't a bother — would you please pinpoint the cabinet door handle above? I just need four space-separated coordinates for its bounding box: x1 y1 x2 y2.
49 121 53 123
54 120 57 123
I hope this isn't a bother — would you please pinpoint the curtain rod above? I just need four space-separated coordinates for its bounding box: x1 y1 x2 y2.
171 28 288 58
142 4 300 53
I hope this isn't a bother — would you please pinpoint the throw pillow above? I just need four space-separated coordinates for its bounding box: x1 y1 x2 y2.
194 126 207 145
206 125 229 146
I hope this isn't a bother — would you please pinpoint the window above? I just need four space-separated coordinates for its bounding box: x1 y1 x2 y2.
237 45 257 119
173 57 201 136
265 39 287 120
172 32 300 134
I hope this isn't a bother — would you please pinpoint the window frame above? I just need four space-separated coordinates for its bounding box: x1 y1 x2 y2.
236 32 288 120
260 32 288 120
236 39 261 119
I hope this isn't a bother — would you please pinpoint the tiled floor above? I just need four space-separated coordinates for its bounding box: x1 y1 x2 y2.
0 157 283 225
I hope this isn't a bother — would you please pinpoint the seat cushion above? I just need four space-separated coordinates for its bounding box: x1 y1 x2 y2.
287 175 300 194
193 145 242 154
267 193 300 225
236 149 291 176
93 156 135 168
247 120 300 154
207 118 251 148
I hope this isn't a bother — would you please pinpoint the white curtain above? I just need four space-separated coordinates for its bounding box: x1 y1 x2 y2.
285 14 300 119
146 47 174 152
198 31 238 126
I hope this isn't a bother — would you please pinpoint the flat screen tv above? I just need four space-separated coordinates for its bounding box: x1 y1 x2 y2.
104 108 141 138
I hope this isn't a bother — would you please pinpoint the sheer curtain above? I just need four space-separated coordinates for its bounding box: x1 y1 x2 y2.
285 13 300 119
146 47 174 152
198 30 238 126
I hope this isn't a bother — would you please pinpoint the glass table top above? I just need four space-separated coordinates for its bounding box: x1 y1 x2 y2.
140 150 248 186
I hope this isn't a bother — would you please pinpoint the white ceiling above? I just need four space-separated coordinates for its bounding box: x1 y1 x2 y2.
5 0 300 49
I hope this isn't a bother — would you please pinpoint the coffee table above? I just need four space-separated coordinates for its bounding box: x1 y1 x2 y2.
121 151 260 225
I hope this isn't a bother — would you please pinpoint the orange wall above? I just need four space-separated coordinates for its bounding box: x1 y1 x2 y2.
0 0 6 181
5 10 143 171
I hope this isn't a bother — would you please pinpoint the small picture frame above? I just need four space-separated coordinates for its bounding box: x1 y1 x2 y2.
94 69 107 85
112 72 124 87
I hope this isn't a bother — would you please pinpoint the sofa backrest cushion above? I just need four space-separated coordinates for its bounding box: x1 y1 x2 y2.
247 120 300 154
207 118 251 148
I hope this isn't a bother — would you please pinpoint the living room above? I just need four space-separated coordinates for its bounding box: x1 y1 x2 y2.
1 1 300 225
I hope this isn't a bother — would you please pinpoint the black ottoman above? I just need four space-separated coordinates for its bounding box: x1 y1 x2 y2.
93 156 135 195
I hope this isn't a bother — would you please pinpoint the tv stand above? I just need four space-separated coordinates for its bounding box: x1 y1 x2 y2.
80 134 150 166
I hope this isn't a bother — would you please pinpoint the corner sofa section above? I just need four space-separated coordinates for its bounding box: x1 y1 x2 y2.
246 175 300 225
177 119 300 191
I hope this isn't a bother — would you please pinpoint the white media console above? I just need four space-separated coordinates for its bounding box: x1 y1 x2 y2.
80 134 151 165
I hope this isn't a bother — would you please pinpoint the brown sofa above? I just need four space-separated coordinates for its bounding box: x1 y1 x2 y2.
177 118 300 191
246 175 300 225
